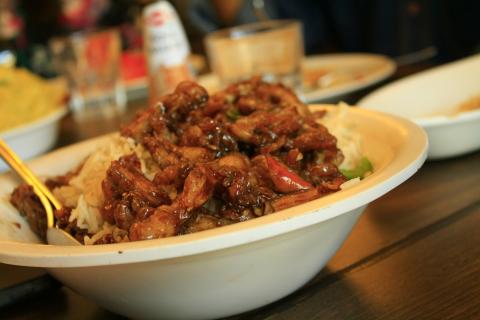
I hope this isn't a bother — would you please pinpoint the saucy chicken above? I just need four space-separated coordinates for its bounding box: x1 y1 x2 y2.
11 78 347 244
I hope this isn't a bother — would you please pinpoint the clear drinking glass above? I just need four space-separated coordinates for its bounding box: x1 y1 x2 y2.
50 29 126 118
205 20 304 89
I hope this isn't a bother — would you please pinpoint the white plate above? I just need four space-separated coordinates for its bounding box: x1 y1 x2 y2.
0 106 427 319
358 54 480 159
198 53 396 103
0 108 68 171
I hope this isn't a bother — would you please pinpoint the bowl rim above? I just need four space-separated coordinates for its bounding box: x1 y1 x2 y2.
414 109 480 128
1 107 68 139
0 106 428 267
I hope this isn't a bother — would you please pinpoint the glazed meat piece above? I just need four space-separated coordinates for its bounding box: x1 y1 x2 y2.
271 189 321 212
105 154 169 206
142 135 181 169
179 117 239 157
121 81 208 144
10 184 47 240
174 165 216 215
293 127 337 153
160 81 208 124
129 165 216 240
129 205 179 240
102 154 171 226
306 163 346 192
121 107 157 142
179 208 225 235
227 105 302 150
213 156 276 210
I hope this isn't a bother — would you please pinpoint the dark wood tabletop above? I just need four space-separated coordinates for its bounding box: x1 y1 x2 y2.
1 63 480 320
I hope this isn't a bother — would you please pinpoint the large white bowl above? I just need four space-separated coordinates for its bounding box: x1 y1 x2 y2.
358 54 480 160
0 108 68 171
0 106 427 319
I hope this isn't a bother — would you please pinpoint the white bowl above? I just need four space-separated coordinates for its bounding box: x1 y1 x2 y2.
0 106 427 319
0 108 68 171
358 54 480 160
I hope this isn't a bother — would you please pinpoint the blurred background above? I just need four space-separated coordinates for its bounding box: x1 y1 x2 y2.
1 0 479 78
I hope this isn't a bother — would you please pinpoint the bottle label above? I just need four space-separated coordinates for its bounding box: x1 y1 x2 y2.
144 2 190 69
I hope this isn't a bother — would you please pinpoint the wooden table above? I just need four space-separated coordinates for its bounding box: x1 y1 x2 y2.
1 67 480 319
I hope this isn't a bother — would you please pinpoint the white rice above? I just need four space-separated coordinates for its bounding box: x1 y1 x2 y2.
318 102 369 190
68 195 102 234
317 102 364 171
83 222 114 245
340 177 361 190
52 134 154 244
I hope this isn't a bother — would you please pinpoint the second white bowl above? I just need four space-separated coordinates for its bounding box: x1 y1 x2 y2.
358 54 480 160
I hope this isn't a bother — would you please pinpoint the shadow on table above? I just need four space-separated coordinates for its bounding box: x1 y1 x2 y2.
0 286 125 320
229 267 378 320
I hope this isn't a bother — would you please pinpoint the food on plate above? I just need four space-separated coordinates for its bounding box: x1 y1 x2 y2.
302 68 365 91
455 95 480 114
9 78 371 244
0 67 66 133
428 95 480 117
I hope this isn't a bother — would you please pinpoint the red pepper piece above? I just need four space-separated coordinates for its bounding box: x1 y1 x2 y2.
265 155 312 193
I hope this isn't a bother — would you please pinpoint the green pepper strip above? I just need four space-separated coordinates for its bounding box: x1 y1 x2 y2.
340 157 373 180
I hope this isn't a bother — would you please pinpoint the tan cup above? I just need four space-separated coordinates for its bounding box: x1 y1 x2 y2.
205 20 304 88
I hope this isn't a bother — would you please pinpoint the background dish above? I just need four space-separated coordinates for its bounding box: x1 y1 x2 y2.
301 53 396 102
0 106 427 319
358 54 480 160
198 53 396 103
0 108 68 172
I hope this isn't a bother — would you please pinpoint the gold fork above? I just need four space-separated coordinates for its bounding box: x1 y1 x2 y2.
0 139 80 245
